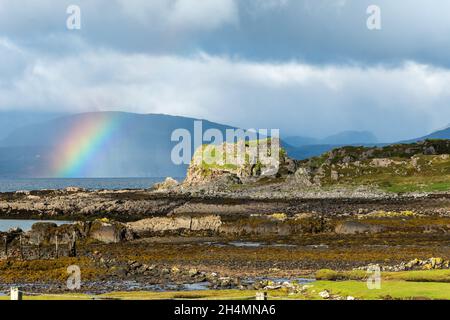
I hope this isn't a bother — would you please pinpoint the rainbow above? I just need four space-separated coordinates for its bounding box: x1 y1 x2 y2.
51 113 121 177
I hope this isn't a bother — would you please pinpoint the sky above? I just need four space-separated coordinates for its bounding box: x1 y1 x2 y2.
1 0 450 141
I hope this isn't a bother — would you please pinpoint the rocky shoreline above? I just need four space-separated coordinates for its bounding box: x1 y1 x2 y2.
1 187 450 221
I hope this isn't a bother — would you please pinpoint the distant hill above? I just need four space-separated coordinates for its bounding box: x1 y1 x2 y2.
284 130 379 160
405 127 450 143
321 131 378 145
285 130 377 147
0 112 236 178
0 111 66 140
283 136 319 147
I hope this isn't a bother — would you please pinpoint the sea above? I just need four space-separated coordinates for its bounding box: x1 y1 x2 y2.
0 177 166 193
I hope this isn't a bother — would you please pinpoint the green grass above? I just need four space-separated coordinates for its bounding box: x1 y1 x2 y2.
316 269 450 283
0 293 91 300
326 169 450 193
388 269 450 282
384 181 450 193
307 280 450 300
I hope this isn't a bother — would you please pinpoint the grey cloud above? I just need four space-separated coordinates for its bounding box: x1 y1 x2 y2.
222 0 450 67
0 0 238 54
1 42 449 141
1 1 450 143
2 1 450 67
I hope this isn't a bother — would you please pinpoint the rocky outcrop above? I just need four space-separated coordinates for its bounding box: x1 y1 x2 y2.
126 212 335 237
0 189 189 219
292 139 450 188
183 139 298 188
0 220 133 260
1 187 450 221
177 139 450 194
127 215 222 236
88 220 133 243
26 220 132 245
355 257 450 272
153 177 179 191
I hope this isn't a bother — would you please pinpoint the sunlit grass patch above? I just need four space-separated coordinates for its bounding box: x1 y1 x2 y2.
307 280 450 300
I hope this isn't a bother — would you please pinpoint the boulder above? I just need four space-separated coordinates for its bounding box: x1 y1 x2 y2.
127 215 222 235
88 220 130 244
65 187 85 193
292 168 314 187
319 290 330 299
153 177 179 191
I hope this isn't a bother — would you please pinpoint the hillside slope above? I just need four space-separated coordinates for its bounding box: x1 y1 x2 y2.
406 127 450 143
295 139 450 192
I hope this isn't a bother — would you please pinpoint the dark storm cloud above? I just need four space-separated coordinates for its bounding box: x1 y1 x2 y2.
2 1 450 66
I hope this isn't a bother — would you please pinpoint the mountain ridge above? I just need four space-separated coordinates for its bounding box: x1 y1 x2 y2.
402 127 450 143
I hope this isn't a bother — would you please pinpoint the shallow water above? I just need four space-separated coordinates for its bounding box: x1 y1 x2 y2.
183 282 210 291
206 241 298 248
228 241 263 248
0 219 72 232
